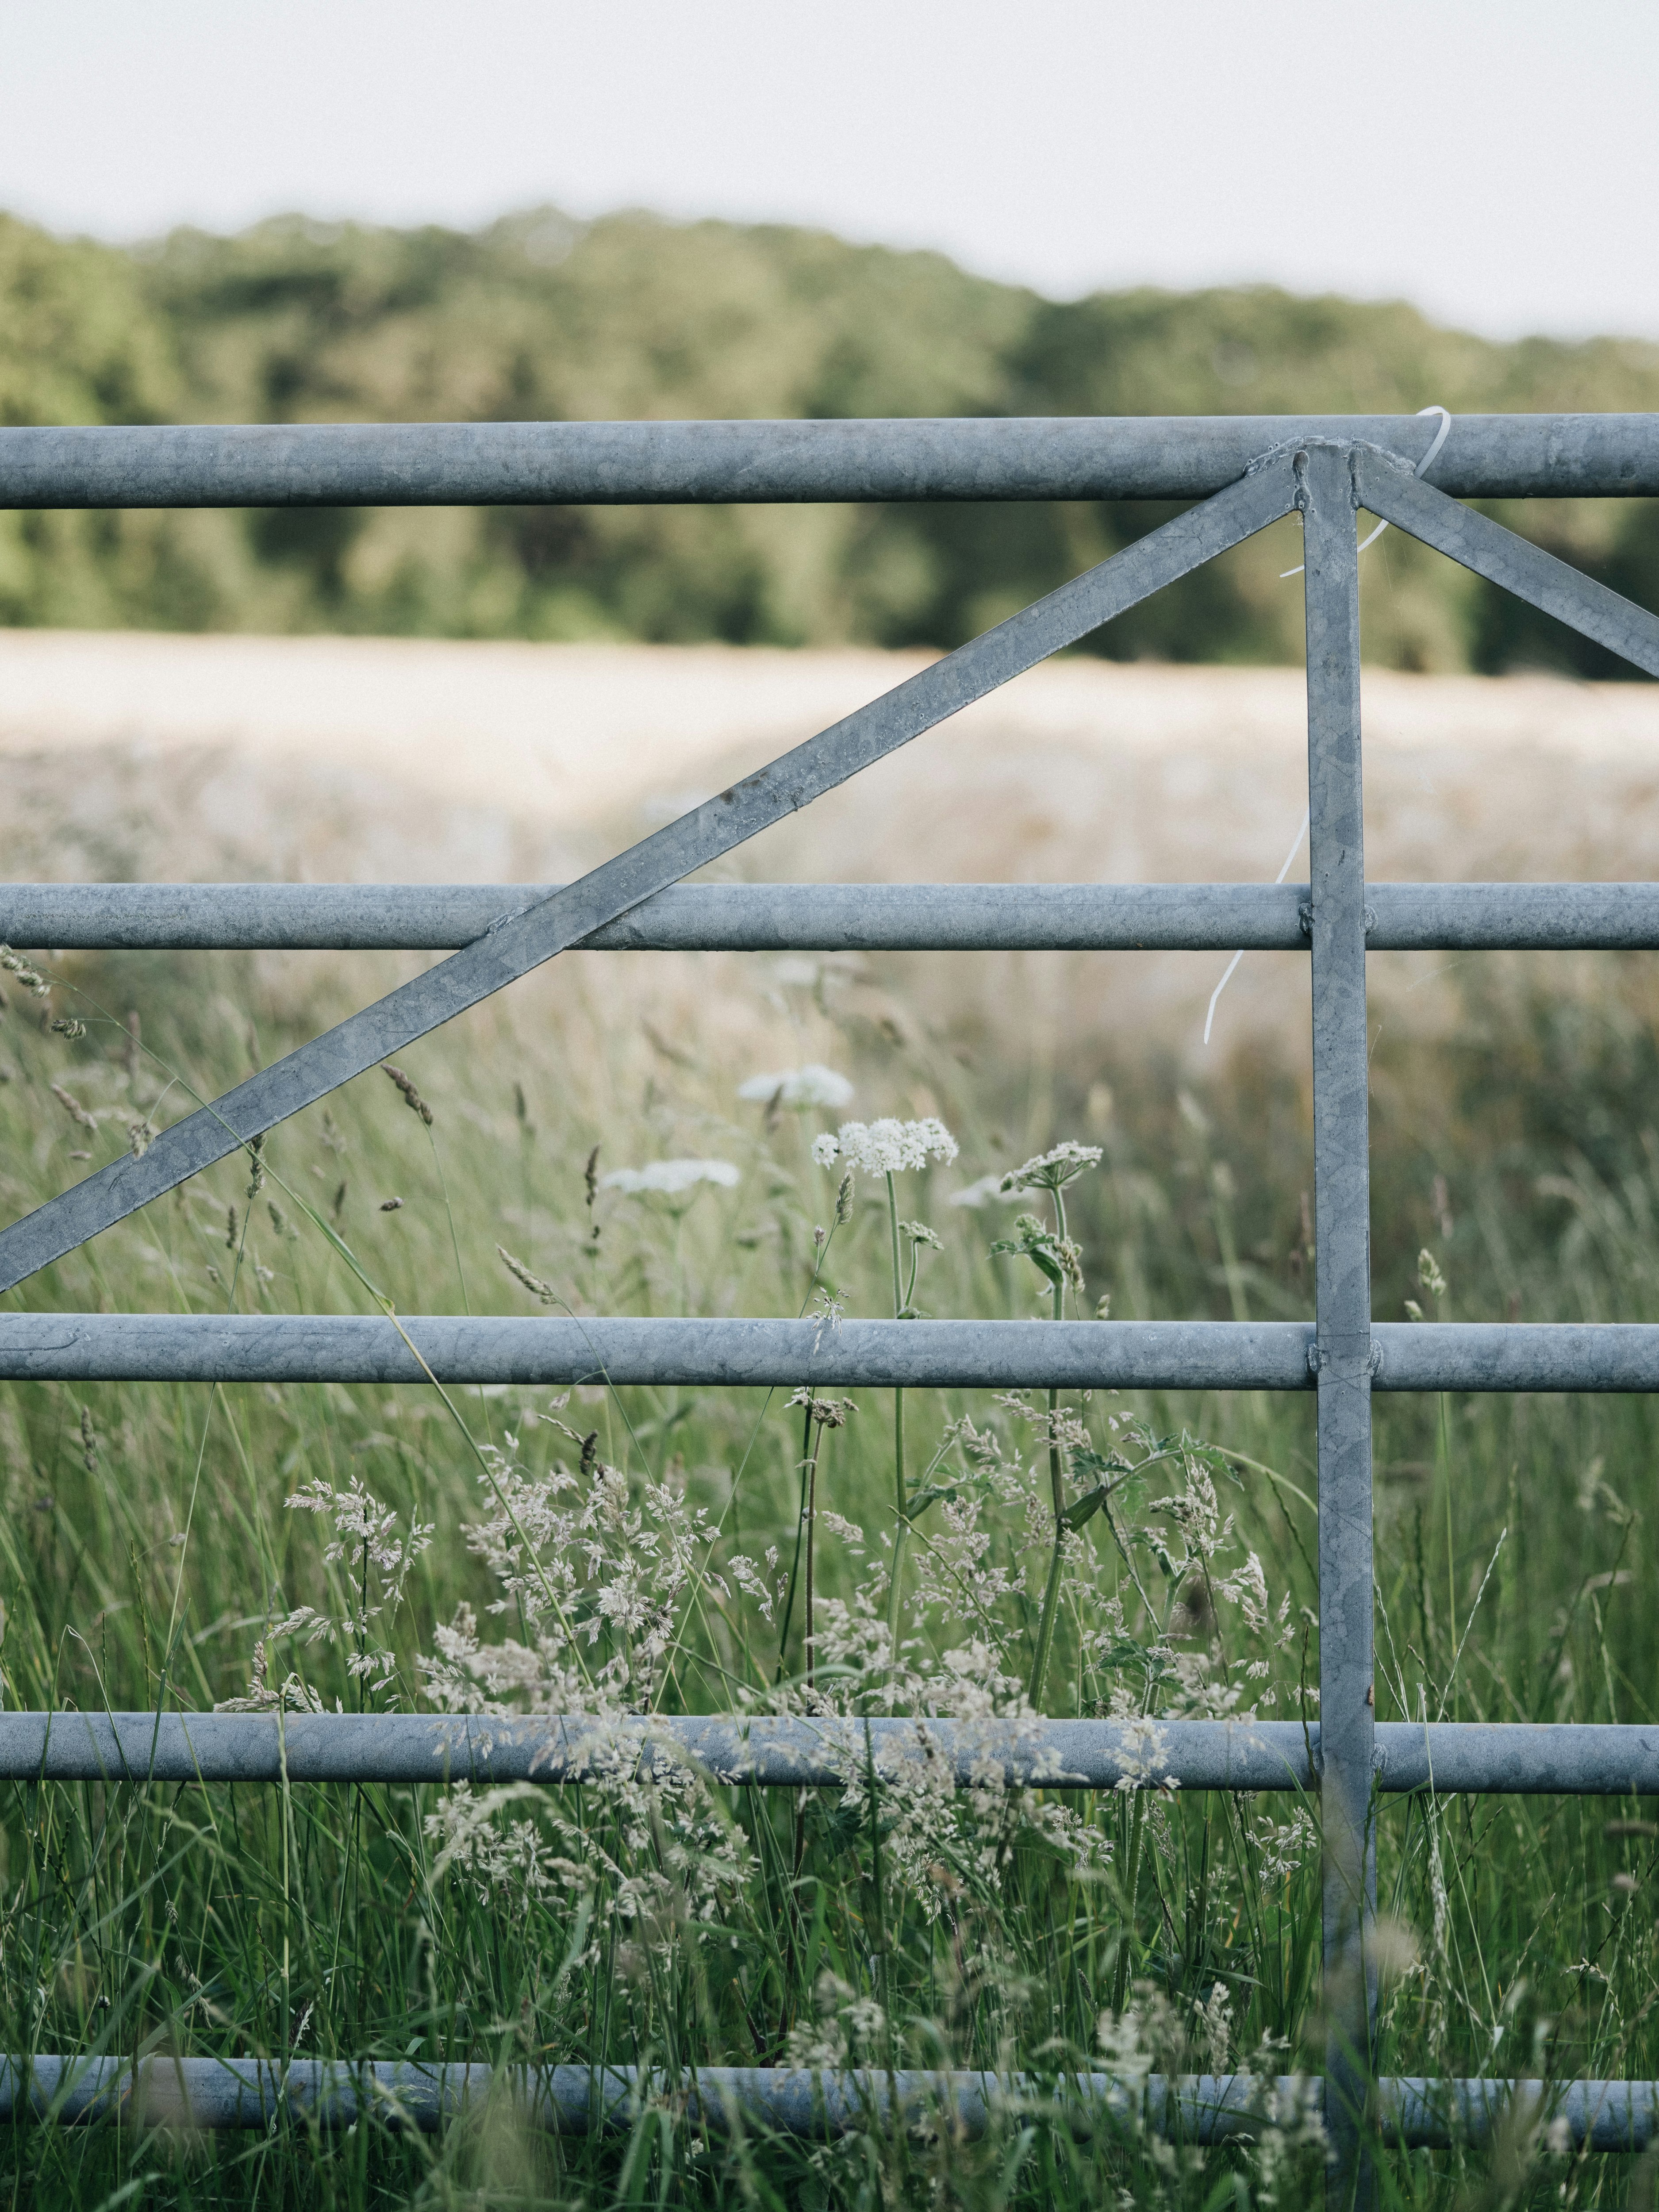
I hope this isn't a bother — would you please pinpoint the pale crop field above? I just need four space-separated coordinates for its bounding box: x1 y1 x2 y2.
0 635 1657 2208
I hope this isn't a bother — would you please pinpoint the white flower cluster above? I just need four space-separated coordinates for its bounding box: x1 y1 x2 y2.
999 1139 1104 1194
737 1064 855 1109
810 1117 958 1175
599 1157 740 1195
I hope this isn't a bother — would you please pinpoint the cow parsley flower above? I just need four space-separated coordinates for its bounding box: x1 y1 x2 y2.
737 1064 855 1109
999 1140 1104 1195
600 1158 741 1195
810 1118 957 1175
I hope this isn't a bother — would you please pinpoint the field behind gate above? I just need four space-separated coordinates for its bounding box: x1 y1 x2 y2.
1 634 1658 2208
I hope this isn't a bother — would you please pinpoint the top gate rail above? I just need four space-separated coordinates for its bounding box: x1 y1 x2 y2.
3 411 1659 2202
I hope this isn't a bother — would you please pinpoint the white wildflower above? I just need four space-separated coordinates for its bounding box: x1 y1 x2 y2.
737 1064 854 1109
999 1140 1104 1195
812 1117 958 1176
600 1157 741 1195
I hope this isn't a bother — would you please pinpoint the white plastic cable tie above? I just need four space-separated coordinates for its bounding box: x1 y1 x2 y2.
1280 403 1451 577
1203 806 1310 1047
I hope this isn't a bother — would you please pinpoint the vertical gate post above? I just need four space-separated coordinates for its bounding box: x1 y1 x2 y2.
1301 443 1377 2207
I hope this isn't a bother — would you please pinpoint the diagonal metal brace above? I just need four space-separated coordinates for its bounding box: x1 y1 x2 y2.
0 459 1297 1294
1352 448 1659 677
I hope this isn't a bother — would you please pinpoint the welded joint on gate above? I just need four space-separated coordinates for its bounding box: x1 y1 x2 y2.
1297 901 1379 940
1304 1342 1382 1377
1249 433 1372 488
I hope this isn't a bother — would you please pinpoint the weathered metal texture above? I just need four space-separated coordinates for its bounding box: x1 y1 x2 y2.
0 464 1296 1301
0 1313 1313 1388
12 1314 1659 1392
0 1710 1306 1789
0 2056 1651 2149
5 414 1659 507
1373 1323 1659 1391
1354 451 1659 677
1365 882 1659 952
14 878 1659 953
1372 1723 1659 1796
1301 444 1377 2200
0 880 1314 954
4 1711 1657 1794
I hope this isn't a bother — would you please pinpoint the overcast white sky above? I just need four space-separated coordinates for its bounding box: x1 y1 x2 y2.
2 0 1654 340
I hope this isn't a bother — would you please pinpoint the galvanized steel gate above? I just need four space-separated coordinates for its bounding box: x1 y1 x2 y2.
5 414 1659 2200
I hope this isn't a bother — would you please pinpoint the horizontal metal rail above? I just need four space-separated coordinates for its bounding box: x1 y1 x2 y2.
0 2056 1651 2149
10 879 1659 953
8 1315 1659 1393
5 415 1659 507
4 1712 1655 1795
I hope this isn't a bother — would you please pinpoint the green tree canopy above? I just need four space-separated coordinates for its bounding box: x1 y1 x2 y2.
2 204 1656 672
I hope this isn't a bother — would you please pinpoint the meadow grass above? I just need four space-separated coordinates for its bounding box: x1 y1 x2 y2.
0 937 1656 2208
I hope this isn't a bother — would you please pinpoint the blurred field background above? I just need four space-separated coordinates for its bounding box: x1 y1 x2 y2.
4 203 1659 2207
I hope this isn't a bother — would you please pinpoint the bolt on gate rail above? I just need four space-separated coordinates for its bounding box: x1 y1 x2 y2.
4 411 1659 2202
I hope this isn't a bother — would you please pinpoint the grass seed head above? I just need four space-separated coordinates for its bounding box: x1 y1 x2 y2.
382 1062 434 1125
50 1083 98 1133
0 947 50 998
497 1244 557 1304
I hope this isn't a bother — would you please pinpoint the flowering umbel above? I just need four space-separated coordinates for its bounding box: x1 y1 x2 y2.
811 1118 957 1175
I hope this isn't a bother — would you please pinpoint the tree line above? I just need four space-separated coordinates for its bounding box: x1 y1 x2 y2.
2 204 1655 673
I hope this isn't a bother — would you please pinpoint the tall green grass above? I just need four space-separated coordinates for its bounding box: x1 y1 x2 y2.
0 939 1656 2208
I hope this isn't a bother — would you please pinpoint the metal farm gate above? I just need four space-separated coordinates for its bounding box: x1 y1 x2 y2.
4 412 1659 2204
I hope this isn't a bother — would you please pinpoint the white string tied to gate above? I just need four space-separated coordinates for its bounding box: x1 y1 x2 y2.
1279 403 1452 577
1203 806 1310 1045
1204 404 1452 1044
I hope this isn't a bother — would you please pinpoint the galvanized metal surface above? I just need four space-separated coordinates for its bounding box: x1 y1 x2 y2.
0 1710 1309 1790
13 878 1659 953
6 414 1659 507
1301 447 1378 2202
0 463 1296 1301
3 1712 1655 1795
11 1314 1659 1392
0 2057 1651 2149
1364 882 1659 953
0 1313 1312 1388
0 879 1314 954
